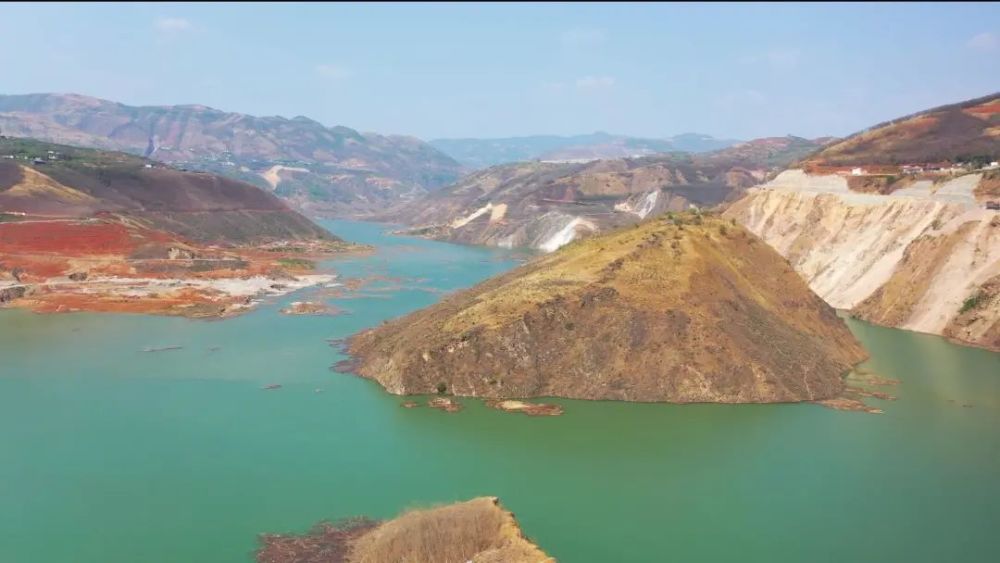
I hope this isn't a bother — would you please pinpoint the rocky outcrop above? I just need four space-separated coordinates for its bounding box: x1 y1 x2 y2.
256 497 552 563
346 213 866 403
725 170 1000 350
0 284 28 303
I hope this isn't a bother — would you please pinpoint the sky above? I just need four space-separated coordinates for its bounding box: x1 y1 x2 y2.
0 2 998 141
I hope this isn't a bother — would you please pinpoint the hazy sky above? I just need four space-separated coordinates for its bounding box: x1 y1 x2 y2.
1 2 998 140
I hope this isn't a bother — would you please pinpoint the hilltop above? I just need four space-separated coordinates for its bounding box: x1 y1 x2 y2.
802 92 999 168
256 497 552 563
0 93 463 216
346 212 866 403
0 137 356 317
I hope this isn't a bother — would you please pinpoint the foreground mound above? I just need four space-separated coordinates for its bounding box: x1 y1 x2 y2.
346 213 866 403
256 497 552 563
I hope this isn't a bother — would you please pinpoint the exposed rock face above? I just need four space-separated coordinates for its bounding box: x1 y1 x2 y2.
347 214 866 403
725 170 1000 350
384 137 827 251
256 497 552 563
0 93 462 216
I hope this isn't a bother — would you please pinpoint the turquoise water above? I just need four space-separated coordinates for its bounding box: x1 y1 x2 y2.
1 220 998 562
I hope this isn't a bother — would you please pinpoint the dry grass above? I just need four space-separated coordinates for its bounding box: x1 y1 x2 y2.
349 497 551 563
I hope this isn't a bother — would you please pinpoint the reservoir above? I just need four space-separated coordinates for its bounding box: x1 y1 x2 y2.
1 220 998 562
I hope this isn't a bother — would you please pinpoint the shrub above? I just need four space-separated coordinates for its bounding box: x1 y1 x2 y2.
959 292 984 314
436 382 448 395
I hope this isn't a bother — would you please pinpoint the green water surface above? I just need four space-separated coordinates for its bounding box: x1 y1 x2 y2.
1 220 998 562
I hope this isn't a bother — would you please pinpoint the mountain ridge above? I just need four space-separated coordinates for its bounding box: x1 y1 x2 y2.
0 92 463 217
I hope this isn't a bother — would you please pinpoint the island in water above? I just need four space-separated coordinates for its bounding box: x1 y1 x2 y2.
344 211 868 404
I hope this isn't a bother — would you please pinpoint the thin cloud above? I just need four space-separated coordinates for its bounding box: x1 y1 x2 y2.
315 64 352 80
766 49 801 70
576 75 615 91
560 27 606 50
740 49 802 71
966 32 998 52
717 89 767 111
154 17 194 33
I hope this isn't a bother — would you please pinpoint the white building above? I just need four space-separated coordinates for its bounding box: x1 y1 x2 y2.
851 167 866 176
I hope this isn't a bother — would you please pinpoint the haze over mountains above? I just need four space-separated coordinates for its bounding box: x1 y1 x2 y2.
429 132 742 168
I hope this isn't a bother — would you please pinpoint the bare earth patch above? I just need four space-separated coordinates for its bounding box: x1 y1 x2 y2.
280 301 341 316
428 397 463 413
486 399 564 416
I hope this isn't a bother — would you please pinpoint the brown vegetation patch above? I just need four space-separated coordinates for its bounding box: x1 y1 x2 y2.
256 498 551 563
974 170 1000 200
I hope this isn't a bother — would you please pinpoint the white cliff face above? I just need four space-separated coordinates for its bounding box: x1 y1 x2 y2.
725 170 999 350
614 190 660 219
450 202 508 228
537 216 597 252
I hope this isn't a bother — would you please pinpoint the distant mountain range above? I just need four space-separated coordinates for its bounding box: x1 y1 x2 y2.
429 131 742 168
384 135 828 250
0 93 463 217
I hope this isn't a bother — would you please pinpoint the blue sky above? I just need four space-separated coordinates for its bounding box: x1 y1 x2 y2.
1 2 997 140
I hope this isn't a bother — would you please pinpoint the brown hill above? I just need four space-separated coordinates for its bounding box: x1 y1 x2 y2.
345 212 866 403
0 137 355 317
0 93 462 216
802 93 1000 167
